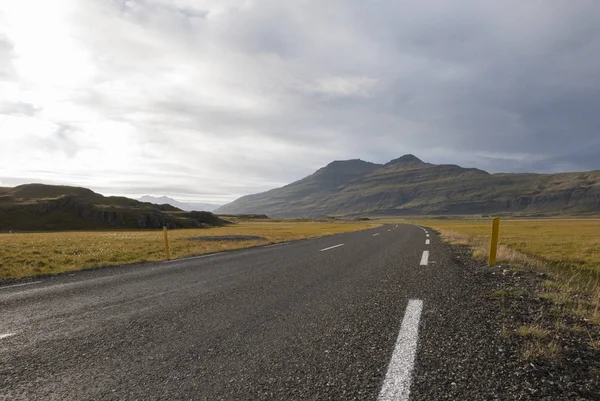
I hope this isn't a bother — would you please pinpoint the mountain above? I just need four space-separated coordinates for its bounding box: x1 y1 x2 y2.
0 184 227 231
138 196 221 212
215 159 381 217
215 155 600 217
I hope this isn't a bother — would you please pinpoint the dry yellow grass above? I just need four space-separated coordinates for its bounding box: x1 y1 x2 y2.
380 217 600 358
522 340 560 360
516 325 551 339
416 219 600 289
425 219 600 268
0 221 377 279
407 218 600 325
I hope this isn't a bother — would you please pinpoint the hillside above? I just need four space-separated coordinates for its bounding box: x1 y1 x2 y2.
215 155 600 217
138 195 221 212
0 184 227 231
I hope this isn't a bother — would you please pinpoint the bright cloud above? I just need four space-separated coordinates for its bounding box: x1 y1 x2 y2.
1 0 599 202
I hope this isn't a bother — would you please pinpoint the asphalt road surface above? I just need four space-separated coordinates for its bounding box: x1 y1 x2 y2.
0 224 491 400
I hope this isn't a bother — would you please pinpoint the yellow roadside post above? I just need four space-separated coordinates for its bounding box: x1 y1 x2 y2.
488 217 500 266
163 226 171 260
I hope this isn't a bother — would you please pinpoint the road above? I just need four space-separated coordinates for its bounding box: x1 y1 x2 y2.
0 224 488 400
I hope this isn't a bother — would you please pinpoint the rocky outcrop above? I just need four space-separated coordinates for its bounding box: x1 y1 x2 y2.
0 184 228 231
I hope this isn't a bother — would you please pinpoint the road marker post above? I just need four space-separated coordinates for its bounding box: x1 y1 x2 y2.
488 217 500 266
163 226 171 260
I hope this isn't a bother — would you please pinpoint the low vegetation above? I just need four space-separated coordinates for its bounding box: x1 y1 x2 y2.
0 220 377 279
415 218 600 361
516 325 551 339
422 219 600 293
522 340 561 360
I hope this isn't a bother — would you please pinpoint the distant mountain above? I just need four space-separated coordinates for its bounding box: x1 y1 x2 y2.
139 196 221 212
215 155 600 217
215 159 381 217
0 184 227 231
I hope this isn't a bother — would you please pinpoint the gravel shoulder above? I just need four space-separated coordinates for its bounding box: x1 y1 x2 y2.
411 238 600 400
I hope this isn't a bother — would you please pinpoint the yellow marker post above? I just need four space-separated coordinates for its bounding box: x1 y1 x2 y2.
163 226 171 260
488 217 500 266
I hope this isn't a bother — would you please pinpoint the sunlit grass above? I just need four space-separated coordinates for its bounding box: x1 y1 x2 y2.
0 221 378 279
417 219 600 276
402 218 600 326
410 219 600 292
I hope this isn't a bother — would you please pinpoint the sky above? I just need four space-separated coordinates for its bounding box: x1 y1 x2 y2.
1 0 600 203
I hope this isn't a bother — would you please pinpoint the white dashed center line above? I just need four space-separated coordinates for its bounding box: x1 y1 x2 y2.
319 244 345 252
264 242 290 248
0 333 16 340
378 299 424 401
373 233 380 236
425 239 430 245
0 281 41 291
420 250 429 266
175 252 225 262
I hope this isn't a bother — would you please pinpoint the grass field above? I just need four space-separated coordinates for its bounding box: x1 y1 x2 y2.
419 219 600 282
0 221 377 279
415 218 600 324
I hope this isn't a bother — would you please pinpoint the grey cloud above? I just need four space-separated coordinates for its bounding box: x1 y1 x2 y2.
0 37 16 80
20 124 82 158
0 102 39 116
2 0 600 202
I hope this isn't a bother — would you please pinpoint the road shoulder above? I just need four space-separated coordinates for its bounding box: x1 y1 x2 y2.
411 238 600 400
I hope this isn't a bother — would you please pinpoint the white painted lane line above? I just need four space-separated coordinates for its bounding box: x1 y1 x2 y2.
319 244 345 252
378 299 424 401
175 252 225 262
373 233 380 236
425 239 430 245
264 242 290 248
426 234 430 238
420 250 429 266
0 281 41 291
0 333 16 340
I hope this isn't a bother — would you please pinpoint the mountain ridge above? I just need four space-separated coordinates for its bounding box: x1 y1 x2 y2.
138 195 221 212
215 155 600 217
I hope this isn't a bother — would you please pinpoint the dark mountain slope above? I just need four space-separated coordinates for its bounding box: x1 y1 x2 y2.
217 159 381 216
0 184 227 231
215 156 600 217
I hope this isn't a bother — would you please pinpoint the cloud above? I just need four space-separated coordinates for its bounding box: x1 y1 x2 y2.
0 101 38 116
0 0 599 202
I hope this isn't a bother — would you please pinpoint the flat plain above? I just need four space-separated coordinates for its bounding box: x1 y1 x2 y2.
419 218 600 278
0 220 377 279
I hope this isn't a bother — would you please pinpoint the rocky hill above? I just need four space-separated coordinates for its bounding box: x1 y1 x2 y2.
0 184 227 231
215 155 600 217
